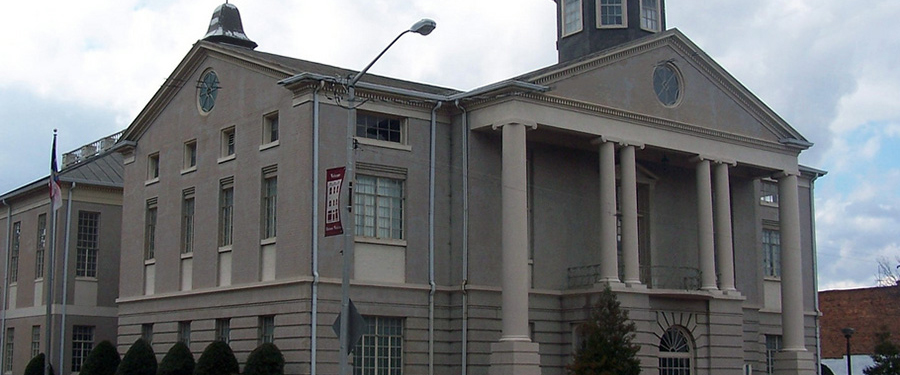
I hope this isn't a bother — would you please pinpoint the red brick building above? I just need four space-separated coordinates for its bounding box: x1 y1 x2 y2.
819 285 900 359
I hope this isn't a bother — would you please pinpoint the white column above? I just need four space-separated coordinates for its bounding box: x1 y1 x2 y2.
620 145 641 286
778 173 806 352
598 140 619 283
695 158 717 290
499 122 530 341
713 162 736 291
490 121 540 375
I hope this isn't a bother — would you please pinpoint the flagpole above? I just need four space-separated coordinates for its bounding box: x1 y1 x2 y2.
45 130 61 375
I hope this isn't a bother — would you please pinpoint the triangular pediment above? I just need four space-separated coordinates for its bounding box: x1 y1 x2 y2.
518 29 809 150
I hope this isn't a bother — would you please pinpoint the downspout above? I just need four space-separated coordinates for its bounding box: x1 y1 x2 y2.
0 199 11 374
428 101 442 375
454 100 469 375
809 175 821 375
59 182 75 372
311 81 323 375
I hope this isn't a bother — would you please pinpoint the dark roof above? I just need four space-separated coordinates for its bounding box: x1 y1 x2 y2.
0 148 124 201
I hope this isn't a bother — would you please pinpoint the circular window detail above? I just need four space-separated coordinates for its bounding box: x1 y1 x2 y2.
653 63 682 107
198 70 220 113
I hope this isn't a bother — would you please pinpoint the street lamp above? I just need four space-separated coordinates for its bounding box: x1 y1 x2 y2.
338 18 436 375
842 327 855 375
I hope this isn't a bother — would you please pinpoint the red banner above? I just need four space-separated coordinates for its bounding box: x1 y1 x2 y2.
325 167 346 237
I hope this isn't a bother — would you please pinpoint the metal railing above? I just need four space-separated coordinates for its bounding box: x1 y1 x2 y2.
567 264 701 290
62 130 124 168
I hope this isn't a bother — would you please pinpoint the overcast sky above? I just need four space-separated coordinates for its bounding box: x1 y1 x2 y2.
2 0 898 291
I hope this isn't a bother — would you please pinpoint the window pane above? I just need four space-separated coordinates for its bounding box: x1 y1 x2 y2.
77 212 100 277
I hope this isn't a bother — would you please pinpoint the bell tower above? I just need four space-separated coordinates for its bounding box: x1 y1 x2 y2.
202 2 258 49
556 0 666 63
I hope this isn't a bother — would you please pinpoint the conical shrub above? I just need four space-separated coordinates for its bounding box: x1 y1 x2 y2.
23 353 54 375
80 340 121 375
157 342 194 375
194 341 238 375
115 338 157 375
242 343 285 375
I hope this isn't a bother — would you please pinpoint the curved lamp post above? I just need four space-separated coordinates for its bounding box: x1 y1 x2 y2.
842 327 855 375
339 18 436 375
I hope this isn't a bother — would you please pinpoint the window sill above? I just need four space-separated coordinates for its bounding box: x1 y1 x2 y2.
75 276 98 282
218 245 233 253
181 252 193 260
355 236 407 247
764 276 781 282
354 137 412 152
35 277 44 282
144 259 156 266
261 237 276 246
181 166 197 175
259 140 279 151
218 154 236 164
598 24 627 29
145 177 159 186
760 201 779 208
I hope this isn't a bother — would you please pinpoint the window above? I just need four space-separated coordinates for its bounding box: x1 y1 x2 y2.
263 112 279 145
356 112 403 144
259 316 275 344
353 316 403 375
35 214 46 278
765 335 782 375
598 0 626 27
219 181 234 247
10 222 20 283
141 324 153 344
182 192 195 254
4 328 13 373
763 229 781 278
760 181 779 205
653 63 681 107
659 327 693 375
215 318 231 343
145 200 157 260
221 127 236 159
640 0 660 31
71 326 94 372
148 153 160 181
183 140 197 171
178 322 191 346
262 171 277 240
355 175 404 239
30 326 40 359
76 211 100 278
561 0 583 36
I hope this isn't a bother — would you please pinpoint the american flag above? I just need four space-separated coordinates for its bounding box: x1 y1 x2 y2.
49 131 62 211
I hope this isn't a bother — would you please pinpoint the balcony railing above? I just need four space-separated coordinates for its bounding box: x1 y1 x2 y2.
567 264 701 290
62 130 124 168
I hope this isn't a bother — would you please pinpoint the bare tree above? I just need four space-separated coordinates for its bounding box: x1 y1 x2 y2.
876 256 900 287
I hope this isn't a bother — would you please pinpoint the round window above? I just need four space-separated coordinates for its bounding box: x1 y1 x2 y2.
198 70 219 113
653 63 681 107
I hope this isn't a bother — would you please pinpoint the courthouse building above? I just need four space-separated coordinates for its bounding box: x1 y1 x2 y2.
1 134 123 374
114 1 824 374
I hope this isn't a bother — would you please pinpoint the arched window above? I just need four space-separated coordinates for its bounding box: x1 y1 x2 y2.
659 326 693 375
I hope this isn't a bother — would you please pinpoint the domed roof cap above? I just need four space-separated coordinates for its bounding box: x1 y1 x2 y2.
202 2 258 49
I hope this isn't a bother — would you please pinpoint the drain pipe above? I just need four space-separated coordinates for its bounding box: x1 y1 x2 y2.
0 199 11 374
59 182 75 370
808 173 822 375
454 100 470 375
428 101 442 375
311 81 323 375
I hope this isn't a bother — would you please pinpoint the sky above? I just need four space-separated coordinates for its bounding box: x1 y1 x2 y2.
1 0 898 291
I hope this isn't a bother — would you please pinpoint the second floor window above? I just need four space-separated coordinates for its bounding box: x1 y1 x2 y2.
145 201 157 260
220 184 234 247
357 112 403 143
76 211 100 278
263 112 279 144
355 175 403 240
35 214 46 278
10 222 20 283
763 229 781 278
262 175 277 239
182 194 195 254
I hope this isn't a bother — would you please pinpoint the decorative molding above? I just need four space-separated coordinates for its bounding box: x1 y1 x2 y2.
654 311 700 341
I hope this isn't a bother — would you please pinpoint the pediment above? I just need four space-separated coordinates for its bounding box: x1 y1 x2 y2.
520 29 809 150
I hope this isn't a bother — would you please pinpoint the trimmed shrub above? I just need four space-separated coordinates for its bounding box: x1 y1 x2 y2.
157 342 194 375
115 338 157 375
194 341 239 375
242 343 285 375
80 340 121 375
23 353 54 375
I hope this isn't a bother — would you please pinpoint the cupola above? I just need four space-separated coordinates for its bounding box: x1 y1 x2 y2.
202 2 258 49
556 0 666 63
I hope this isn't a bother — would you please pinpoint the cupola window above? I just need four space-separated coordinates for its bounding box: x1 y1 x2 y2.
641 0 661 32
598 0 626 28
562 0 584 36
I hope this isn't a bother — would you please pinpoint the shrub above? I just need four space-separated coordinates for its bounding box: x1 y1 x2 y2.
23 353 54 375
80 340 121 375
243 343 285 375
566 286 641 375
194 341 239 375
157 342 194 375
864 328 900 375
115 338 157 375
